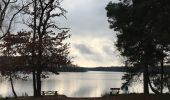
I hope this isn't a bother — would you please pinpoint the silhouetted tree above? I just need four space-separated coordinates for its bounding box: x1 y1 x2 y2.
106 0 170 94
0 33 30 98
20 0 70 96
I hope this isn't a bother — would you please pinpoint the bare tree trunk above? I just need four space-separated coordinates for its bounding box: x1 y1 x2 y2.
9 72 17 98
32 71 37 96
36 35 43 96
143 65 149 94
36 69 41 96
160 47 164 93
160 57 164 93
32 0 37 97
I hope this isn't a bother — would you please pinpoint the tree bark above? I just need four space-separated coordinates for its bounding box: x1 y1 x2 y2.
160 58 164 93
32 0 37 97
32 71 37 96
36 35 43 96
36 69 41 96
143 65 149 94
160 47 164 93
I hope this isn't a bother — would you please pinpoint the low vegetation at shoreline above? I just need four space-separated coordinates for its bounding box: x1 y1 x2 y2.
1 94 170 100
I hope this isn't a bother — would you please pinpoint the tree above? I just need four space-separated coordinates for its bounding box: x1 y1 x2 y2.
0 33 30 98
20 0 71 96
0 0 70 97
106 0 170 94
0 2 32 96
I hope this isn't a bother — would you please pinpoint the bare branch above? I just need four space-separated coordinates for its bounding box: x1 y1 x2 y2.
0 1 33 40
9 0 18 3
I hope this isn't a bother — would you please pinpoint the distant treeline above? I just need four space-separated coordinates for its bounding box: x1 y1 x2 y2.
87 66 126 72
55 66 87 72
55 66 170 73
33 65 87 73
53 66 126 72
49 65 126 72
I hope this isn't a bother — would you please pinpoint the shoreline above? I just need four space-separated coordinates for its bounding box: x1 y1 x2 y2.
5 94 170 100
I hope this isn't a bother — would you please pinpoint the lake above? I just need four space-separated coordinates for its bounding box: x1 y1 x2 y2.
0 71 143 97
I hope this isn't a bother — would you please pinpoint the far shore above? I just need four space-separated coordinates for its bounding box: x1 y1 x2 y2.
5 94 170 100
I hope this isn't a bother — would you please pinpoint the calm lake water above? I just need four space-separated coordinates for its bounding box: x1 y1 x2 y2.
0 71 143 97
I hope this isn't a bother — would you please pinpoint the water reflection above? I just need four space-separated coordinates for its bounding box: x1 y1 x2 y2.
0 71 140 97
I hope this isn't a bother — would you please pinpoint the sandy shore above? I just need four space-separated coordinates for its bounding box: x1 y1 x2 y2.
6 94 170 100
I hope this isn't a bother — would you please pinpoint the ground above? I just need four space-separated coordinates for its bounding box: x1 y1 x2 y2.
5 94 170 100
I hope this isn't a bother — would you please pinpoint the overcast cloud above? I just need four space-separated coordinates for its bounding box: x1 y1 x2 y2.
61 0 123 67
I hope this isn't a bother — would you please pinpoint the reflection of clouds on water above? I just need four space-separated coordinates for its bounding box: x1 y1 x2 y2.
72 85 94 97
0 72 143 97
58 78 81 96
0 80 8 97
14 80 33 96
42 79 57 91
69 79 103 97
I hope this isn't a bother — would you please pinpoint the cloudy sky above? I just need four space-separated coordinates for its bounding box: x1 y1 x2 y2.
61 0 123 67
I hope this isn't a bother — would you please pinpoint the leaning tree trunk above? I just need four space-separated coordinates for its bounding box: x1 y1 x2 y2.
9 73 17 98
148 78 160 94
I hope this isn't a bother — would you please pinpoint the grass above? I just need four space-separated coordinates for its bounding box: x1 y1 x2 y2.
0 95 4 100
2 93 170 100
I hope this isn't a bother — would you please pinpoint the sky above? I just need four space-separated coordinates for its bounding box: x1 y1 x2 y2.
61 0 124 67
